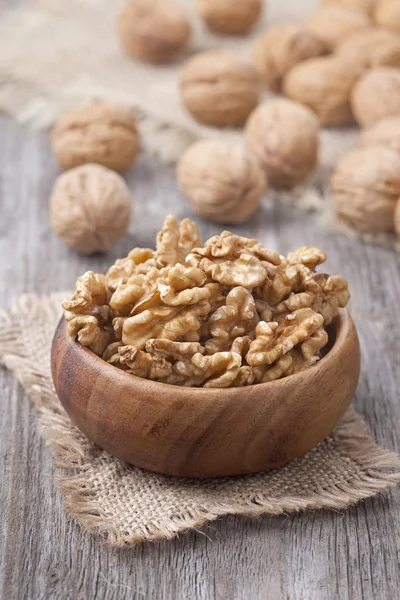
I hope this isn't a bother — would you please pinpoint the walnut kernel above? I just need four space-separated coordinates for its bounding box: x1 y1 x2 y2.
64 216 350 387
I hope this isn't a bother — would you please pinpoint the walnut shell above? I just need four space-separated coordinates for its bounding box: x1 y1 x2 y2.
394 198 400 236
180 50 260 127
116 0 191 64
195 0 262 35
252 24 327 92
361 115 400 154
283 56 358 126
51 102 139 172
323 0 377 16
50 164 132 254
331 147 400 232
336 28 400 71
244 98 319 190
374 0 400 36
306 5 371 50
177 140 266 224
351 66 400 127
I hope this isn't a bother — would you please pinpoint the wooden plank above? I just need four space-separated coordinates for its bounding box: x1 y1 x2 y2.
0 110 399 600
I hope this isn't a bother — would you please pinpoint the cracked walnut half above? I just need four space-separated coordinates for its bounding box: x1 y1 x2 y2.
63 215 350 387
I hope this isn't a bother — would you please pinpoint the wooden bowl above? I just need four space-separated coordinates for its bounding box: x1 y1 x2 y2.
51 309 360 478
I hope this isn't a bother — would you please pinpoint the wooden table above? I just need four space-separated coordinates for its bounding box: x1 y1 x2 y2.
1 113 399 600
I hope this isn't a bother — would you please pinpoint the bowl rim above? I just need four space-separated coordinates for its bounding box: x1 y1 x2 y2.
56 308 354 396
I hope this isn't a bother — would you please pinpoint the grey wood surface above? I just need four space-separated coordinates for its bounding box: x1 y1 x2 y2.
1 110 400 599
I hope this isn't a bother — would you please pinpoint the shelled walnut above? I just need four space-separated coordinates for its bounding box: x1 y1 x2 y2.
51 102 139 172
116 0 191 64
374 1 400 36
331 146 400 232
64 216 350 388
50 163 132 254
252 24 327 92
351 66 400 127
306 5 371 50
180 50 260 127
176 139 266 224
283 56 359 126
336 28 400 71
195 0 262 35
244 98 319 189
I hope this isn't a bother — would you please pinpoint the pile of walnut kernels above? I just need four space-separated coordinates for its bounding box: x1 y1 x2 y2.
63 216 350 388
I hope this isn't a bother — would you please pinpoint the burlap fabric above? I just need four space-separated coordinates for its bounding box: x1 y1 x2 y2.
0 293 399 547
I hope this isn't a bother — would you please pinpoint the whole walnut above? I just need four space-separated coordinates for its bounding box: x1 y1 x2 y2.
116 0 191 64
252 24 327 92
394 199 400 237
323 0 376 16
331 147 400 232
351 66 400 127
283 56 359 126
336 28 400 71
177 140 266 224
195 0 262 35
180 51 260 127
306 5 371 50
50 164 132 254
374 1 400 36
244 99 319 190
51 102 139 172
361 115 400 154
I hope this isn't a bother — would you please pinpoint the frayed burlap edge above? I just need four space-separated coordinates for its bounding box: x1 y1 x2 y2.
1 293 400 547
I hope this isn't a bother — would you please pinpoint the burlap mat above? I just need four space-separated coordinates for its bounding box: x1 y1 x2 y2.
0 293 399 547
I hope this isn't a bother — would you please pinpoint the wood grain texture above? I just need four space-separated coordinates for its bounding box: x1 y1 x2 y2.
51 312 360 477
1 114 400 599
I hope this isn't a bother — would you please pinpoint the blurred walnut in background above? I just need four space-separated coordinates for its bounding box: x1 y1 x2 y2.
394 200 400 237
351 67 400 126
331 147 400 232
196 0 262 35
117 0 191 64
283 56 358 126
177 140 266 224
306 5 371 50
361 116 400 154
180 50 260 126
244 98 319 189
374 1 400 36
323 0 377 16
336 28 400 71
50 164 132 254
252 24 327 92
51 102 139 172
